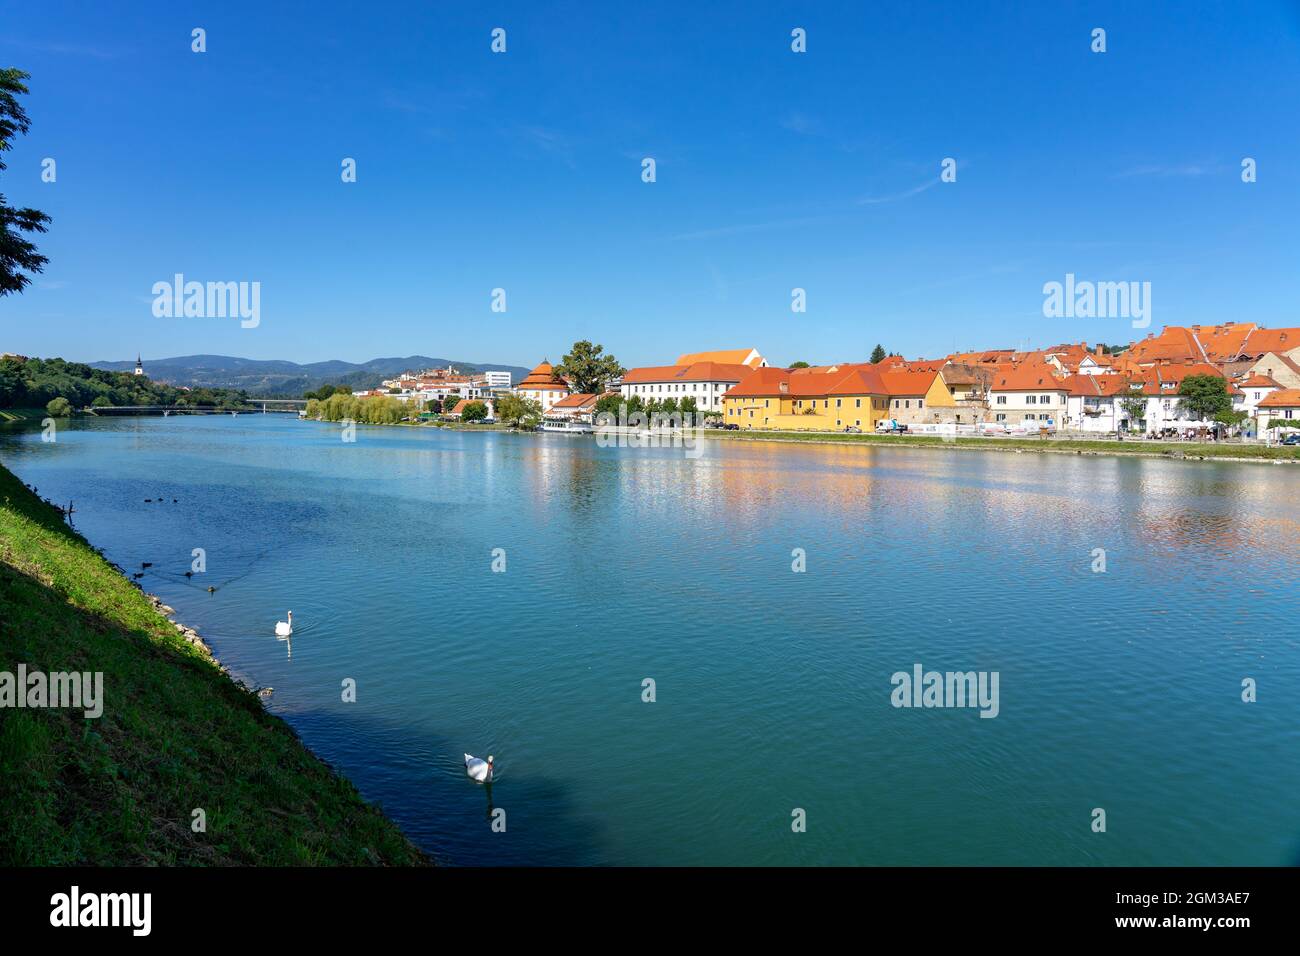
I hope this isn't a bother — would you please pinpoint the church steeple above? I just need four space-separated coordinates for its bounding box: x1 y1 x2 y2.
134 354 144 376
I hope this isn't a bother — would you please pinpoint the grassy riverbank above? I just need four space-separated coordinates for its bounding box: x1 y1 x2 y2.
0 462 427 865
699 428 1300 461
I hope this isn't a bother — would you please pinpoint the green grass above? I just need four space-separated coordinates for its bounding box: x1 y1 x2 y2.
0 463 427 865
700 428 1300 461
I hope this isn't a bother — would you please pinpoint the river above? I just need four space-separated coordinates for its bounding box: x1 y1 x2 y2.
2 414 1297 865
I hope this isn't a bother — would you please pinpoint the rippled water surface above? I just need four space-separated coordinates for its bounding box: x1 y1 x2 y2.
2 415 1297 865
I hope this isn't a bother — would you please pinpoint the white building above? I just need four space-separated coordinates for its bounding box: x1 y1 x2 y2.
482 370 512 388
619 361 754 413
988 363 1070 426
1064 374 1133 432
516 360 571 412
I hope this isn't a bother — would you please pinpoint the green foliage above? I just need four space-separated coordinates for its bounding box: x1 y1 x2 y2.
0 356 247 410
679 396 698 415
306 392 407 425
1177 374 1232 421
44 396 71 417
1214 409 1249 431
461 400 488 422
870 344 887 364
303 384 349 401
553 340 624 395
1119 387 1148 431
594 393 624 418
496 393 542 428
789 361 811 369
0 68 51 296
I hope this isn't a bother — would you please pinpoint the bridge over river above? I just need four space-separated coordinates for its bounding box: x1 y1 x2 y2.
85 399 308 415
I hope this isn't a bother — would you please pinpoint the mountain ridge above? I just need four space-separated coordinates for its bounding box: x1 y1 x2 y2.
88 355 532 396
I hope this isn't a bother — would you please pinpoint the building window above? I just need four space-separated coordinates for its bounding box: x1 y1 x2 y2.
1040 394 1051 404
918 399 924 408
836 399 842 408
855 419 861 426
1027 395 1037 404
996 413 1006 421
996 395 1006 405
855 399 861 408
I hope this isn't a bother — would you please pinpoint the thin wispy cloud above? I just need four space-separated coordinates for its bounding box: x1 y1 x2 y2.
517 125 577 169
0 38 124 59
1115 163 1219 178
670 214 841 242
857 176 941 206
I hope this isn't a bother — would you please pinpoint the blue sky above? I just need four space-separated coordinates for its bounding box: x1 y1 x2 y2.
2 1 1299 369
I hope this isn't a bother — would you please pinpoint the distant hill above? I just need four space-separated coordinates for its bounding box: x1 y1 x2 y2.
88 355 532 397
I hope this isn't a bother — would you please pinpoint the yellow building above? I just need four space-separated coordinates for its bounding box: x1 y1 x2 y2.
722 366 894 431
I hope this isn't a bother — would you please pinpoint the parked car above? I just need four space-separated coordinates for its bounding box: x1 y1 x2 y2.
843 425 862 434
1282 433 1300 446
875 419 908 433
723 423 740 430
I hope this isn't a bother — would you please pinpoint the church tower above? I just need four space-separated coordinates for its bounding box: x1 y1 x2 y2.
134 354 144 376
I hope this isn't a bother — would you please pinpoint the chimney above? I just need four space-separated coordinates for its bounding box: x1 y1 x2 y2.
1095 344 1104 357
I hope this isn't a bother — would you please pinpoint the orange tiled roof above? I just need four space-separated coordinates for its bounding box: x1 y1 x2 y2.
1195 324 1252 362
990 363 1069 392
674 348 763 368
1127 327 1206 365
724 365 888 399
621 361 753 384
550 393 598 410
1238 374 1280 389
878 369 939 396
1239 327 1299 357
1065 374 1136 397
1258 388 1300 408
518 361 569 390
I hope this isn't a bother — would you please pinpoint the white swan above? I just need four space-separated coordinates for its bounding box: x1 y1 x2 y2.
464 753 494 783
275 611 293 637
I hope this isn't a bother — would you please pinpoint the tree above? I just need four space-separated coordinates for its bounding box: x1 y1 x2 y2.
496 393 542 428
45 396 71 417
679 396 698 416
554 340 624 395
789 361 810 369
1119 387 1147 433
1178 374 1231 422
91 395 111 407
870 344 887 364
594 393 624 418
461 401 488 423
1214 408 1249 436
1 69 51 296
